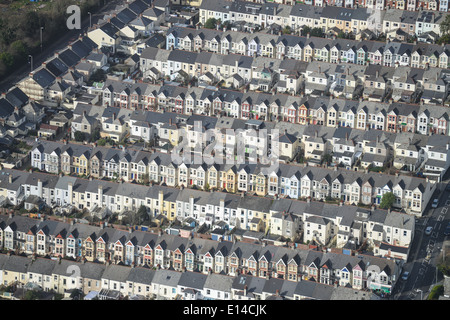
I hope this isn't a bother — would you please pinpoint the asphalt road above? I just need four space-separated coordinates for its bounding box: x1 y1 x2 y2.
393 180 450 300
0 0 122 93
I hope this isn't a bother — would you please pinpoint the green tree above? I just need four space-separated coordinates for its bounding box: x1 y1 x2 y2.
379 192 396 210
74 131 86 142
129 205 150 226
301 26 311 36
322 153 333 165
437 34 450 45
282 26 292 35
9 40 27 60
1 26 16 46
310 27 325 38
440 14 450 35
91 128 101 142
70 289 83 300
19 11 41 38
204 18 217 29
24 290 40 300
0 52 14 68
88 69 106 85
142 173 150 185
137 205 149 224
337 31 346 39
437 262 450 276
428 285 444 300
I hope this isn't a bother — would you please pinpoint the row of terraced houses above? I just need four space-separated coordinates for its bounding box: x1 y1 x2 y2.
0 212 401 296
29 140 436 216
0 163 418 258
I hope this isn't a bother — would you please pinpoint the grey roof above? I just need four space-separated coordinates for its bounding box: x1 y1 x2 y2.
126 266 155 285
99 22 120 39
27 258 57 276
57 48 82 67
32 68 55 88
79 261 107 280
0 254 9 271
142 7 164 18
2 213 39 234
0 98 14 118
69 39 92 59
45 58 69 77
3 254 32 274
203 273 234 292
116 8 138 25
151 269 182 287
178 271 208 290
86 52 105 62
127 0 149 15
5 87 29 108
262 277 284 295
199 0 231 13
102 264 132 282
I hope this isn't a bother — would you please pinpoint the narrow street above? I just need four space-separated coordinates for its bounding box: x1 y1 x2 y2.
393 175 450 300
0 0 122 93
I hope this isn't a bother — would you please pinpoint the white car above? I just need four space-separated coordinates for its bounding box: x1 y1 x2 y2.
425 226 433 235
431 199 439 208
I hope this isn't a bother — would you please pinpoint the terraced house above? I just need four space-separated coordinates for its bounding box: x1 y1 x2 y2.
87 79 450 137
199 1 447 39
0 213 402 295
29 135 436 216
138 45 450 106
0 252 388 299
0 164 423 257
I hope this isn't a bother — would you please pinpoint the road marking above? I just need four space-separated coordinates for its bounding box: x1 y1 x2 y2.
442 207 448 214
419 268 425 275
438 215 444 221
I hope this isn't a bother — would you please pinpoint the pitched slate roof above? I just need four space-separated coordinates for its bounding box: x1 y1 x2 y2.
5 87 28 108
32 68 55 88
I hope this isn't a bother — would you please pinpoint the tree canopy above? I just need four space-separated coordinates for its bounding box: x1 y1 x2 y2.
204 18 218 29
74 131 86 142
0 0 104 80
440 14 450 35
379 192 396 209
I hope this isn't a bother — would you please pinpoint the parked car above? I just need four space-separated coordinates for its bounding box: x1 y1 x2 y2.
425 226 433 235
431 199 439 208
401 271 410 281
444 223 450 236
